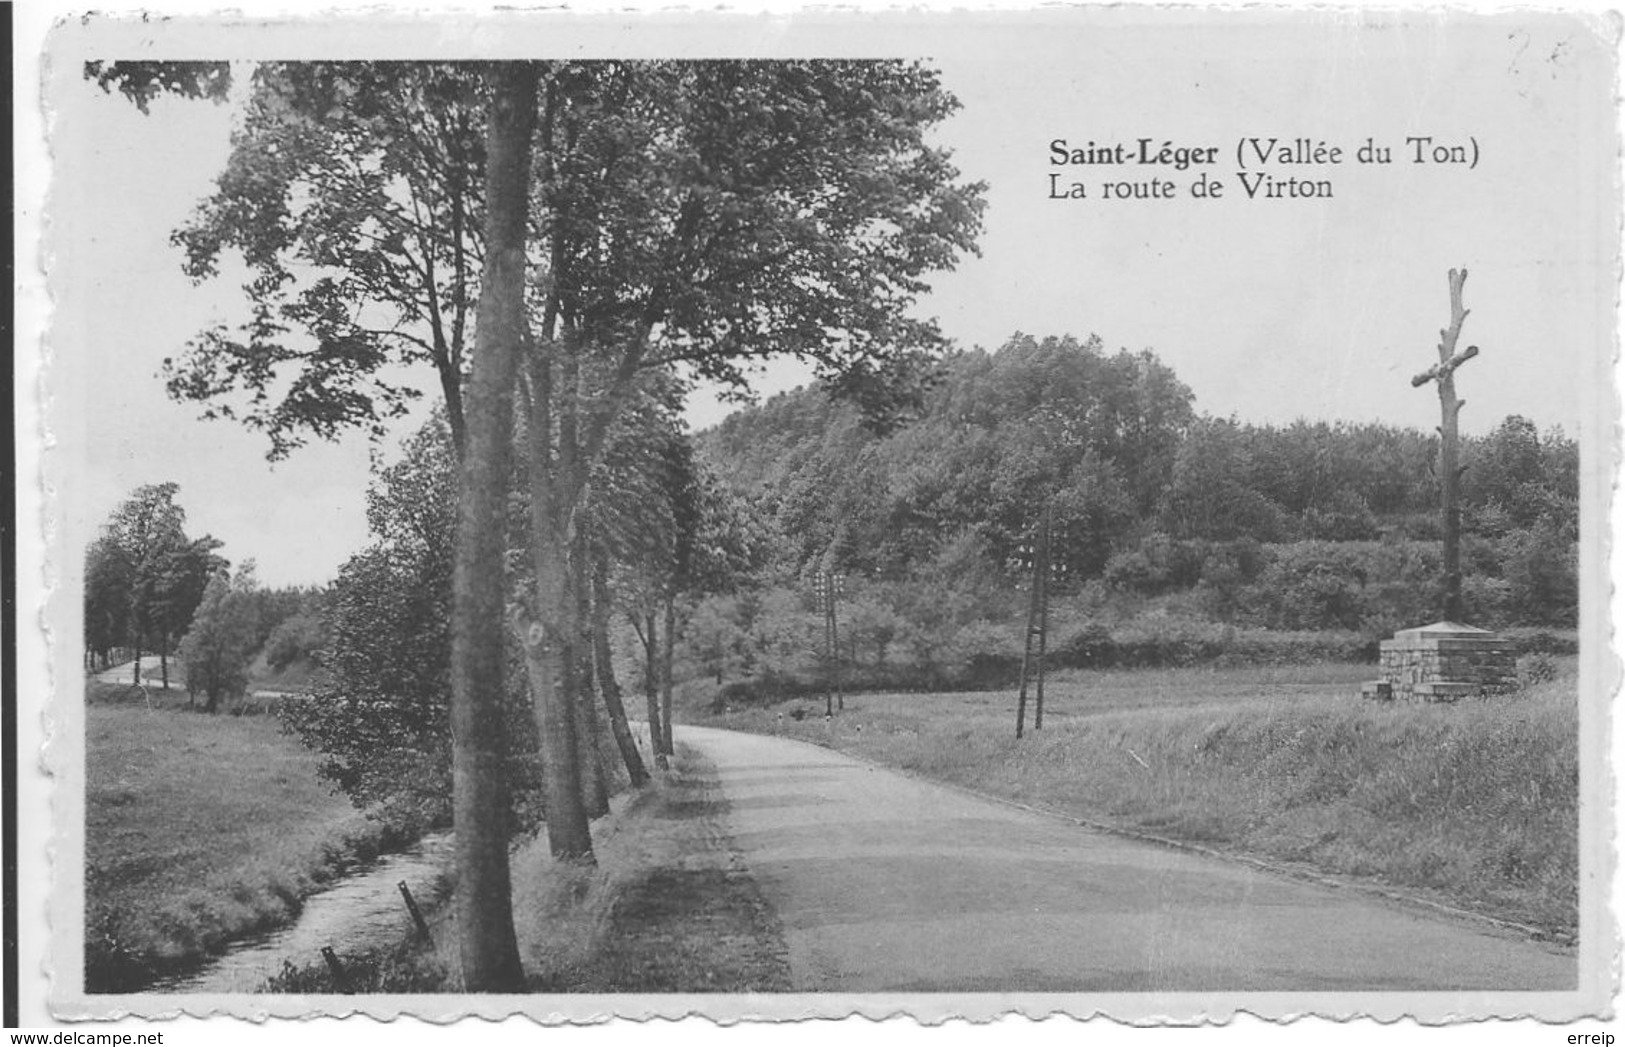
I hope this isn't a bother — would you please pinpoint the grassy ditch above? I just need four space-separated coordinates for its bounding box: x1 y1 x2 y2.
702 661 1578 942
85 683 429 992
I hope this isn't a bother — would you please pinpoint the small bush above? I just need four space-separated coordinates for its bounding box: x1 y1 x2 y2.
1050 619 1369 670
1518 653 1558 687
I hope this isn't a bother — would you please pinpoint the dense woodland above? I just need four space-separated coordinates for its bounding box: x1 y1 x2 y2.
680 332 1579 695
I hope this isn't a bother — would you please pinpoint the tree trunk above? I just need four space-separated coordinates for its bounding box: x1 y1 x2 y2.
571 573 610 818
643 610 668 771
523 371 595 861
578 682 611 817
448 62 534 994
160 638 169 691
592 554 648 787
660 594 676 758
131 642 140 686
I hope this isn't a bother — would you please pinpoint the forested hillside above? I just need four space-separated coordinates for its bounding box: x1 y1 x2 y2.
682 332 1577 696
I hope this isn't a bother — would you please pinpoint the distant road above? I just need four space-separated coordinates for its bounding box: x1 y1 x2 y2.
91 656 174 688
678 724 1575 992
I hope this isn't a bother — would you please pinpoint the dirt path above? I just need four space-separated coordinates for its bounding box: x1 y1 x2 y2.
542 746 791 993
677 724 1576 993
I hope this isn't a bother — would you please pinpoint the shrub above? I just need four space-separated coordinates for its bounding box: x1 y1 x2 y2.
1518 653 1558 686
1254 549 1367 630
264 612 326 673
1500 523 1579 627
1103 534 1207 596
1051 618 1369 670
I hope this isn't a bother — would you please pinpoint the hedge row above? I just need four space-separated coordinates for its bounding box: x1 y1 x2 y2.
706 623 1578 708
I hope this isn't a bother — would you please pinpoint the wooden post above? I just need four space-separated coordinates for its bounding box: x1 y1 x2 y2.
320 946 351 994
1412 267 1478 623
398 880 434 946
1033 508 1051 731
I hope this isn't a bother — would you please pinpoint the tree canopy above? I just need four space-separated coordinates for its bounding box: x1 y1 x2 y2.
695 333 1579 620
84 483 224 676
149 60 985 461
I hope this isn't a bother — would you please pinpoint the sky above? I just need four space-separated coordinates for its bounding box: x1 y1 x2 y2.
36 11 1617 588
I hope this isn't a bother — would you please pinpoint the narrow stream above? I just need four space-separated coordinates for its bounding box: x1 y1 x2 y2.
152 831 456 994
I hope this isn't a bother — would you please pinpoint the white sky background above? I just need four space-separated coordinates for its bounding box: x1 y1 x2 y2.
42 12 1615 589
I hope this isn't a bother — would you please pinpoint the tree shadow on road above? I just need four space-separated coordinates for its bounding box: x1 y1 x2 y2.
534 748 792 993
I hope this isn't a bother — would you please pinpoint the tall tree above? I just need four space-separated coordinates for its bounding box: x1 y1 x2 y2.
93 483 222 686
152 535 229 688
83 536 134 671
513 60 983 810
449 62 536 991
178 566 258 713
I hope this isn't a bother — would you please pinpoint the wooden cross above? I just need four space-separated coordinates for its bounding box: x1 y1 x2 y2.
1412 267 1477 623
1411 343 1478 389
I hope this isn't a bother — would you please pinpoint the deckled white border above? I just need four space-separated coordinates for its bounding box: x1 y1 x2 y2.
17 1 1624 1035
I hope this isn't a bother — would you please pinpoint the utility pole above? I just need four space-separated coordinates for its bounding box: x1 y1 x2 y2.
831 572 844 712
1412 267 1479 623
1016 503 1052 739
814 570 844 716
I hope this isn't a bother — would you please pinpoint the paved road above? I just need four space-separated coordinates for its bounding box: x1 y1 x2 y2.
678 724 1576 993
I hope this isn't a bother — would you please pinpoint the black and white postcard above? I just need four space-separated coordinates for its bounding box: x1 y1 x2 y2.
20 5 1621 1033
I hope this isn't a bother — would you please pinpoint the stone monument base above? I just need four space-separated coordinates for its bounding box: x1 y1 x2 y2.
1363 620 1516 702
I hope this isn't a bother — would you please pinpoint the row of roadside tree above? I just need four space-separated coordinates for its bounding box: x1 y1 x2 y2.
91 58 985 988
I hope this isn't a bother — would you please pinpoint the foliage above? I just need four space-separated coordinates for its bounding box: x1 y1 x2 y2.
278 420 541 828
1499 520 1579 627
1462 415 1579 537
532 60 986 404
178 566 261 712
1159 418 1289 542
85 61 232 113
84 483 225 670
84 536 136 667
683 596 750 684
693 341 1580 690
709 334 1194 579
161 63 490 456
263 604 328 673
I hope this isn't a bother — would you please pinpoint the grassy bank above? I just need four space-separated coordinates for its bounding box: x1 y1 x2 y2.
521 744 791 992
85 683 427 991
701 662 1578 941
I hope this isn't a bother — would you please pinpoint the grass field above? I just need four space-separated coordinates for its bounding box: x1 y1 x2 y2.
85 681 415 991
702 661 1578 941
